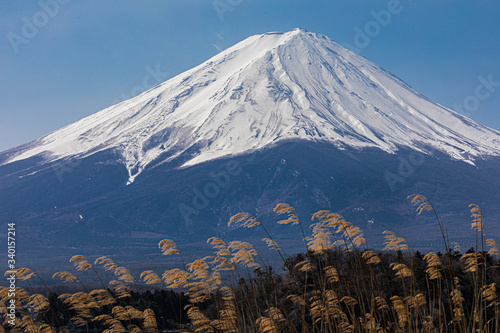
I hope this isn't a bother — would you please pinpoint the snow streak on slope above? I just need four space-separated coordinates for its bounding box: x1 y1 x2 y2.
2 28 500 184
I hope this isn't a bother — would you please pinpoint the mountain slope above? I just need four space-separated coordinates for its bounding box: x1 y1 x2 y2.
2 28 500 185
2 143 500 273
2 29 500 272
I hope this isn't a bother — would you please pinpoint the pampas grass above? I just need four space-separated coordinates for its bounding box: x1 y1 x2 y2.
3 195 500 332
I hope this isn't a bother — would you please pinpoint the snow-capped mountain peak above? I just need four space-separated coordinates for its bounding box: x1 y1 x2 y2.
3 28 500 185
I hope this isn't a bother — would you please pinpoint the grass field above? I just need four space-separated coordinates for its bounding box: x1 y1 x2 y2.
2 194 499 332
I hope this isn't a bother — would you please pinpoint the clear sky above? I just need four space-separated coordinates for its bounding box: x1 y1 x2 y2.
1 0 499 152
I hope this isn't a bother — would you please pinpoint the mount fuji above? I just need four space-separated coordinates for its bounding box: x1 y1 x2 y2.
2 29 500 271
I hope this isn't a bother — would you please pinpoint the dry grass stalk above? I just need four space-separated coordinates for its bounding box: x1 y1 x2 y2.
162 269 190 289
228 241 260 269
115 267 135 284
109 280 131 298
469 204 484 232
143 309 158 333
407 194 433 215
6 268 36 281
95 256 119 271
26 294 49 312
451 278 465 324
70 255 93 271
287 294 306 307
307 222 333 255
228 212 260 228
274 203 300 225
256 307 285 333
390 263 412 279
89 289 115 307
295 260 314 273
140 270 163 285
158 239 180 256
390 295 408 329
324 266 340 283
362 250 381 265
186 304 214 332
383 231 409 252
482 283 497 304
262 237 281 251
423 252 443 280
52 271 78 283
211 287 238 332
462 252 481 273
375 296 389 311
487 239 500 256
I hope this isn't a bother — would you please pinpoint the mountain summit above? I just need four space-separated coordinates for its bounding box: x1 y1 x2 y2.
2 28 500 185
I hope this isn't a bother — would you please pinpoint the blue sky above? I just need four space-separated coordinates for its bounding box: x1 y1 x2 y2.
1 0 499 152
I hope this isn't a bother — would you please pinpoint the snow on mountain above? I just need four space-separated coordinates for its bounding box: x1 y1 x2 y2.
3 28 500 185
